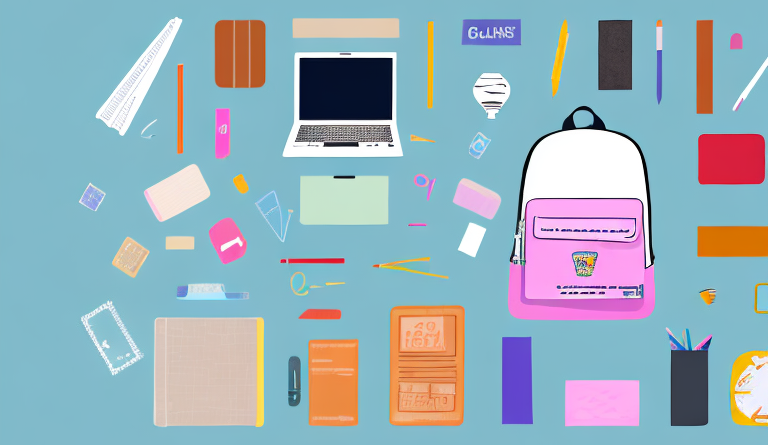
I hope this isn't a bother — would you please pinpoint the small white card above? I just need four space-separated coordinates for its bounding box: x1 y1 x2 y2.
458 222 486 257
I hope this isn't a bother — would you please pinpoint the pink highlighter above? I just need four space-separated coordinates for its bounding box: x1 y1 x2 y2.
215 108 230 159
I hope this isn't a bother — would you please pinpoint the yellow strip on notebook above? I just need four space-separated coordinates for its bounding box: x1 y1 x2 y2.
293 18 399 38
256 317 264 427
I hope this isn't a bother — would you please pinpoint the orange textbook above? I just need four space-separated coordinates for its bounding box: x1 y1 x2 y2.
390 306 465 425
308 339 358 426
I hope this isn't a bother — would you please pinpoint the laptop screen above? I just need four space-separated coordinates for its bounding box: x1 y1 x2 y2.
300 57 393 120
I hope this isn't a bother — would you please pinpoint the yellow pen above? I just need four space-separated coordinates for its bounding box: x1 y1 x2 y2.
379 265 449 279
552 20 568 97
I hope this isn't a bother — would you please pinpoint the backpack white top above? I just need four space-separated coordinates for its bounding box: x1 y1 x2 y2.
521 129 652 267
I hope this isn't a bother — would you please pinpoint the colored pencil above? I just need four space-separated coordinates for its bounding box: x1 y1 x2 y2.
408 223 428 226
666 328 686 350
656 20 663 104
552 20 568 97
733 54 768 111
280 258 345 264
693 334 712 351
177 64 183 154
379 265 449 279
427 21 434 108
373 257 431 267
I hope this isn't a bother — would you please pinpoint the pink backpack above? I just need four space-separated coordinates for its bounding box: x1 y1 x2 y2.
508 107 655 320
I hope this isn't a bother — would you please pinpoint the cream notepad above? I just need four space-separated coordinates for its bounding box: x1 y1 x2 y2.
165 236 194 250
145 165 210 222
154 318 264 427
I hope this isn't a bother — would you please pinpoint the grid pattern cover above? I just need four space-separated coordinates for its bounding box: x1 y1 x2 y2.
154 318 264 426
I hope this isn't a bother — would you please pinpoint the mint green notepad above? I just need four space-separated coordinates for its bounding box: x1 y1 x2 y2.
300 176 388 225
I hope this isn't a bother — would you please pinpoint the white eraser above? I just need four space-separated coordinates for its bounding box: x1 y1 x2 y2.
458 223 487 257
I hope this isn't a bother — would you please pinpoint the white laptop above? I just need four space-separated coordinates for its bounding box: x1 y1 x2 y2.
283 52 403 157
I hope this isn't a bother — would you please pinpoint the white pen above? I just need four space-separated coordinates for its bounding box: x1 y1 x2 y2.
733 54 768 111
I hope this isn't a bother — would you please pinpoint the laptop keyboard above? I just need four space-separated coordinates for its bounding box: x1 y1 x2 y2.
296 125 393 143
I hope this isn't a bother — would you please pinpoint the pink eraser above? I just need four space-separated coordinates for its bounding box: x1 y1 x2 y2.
730 33 743 50
215 108 230 159
453 178 501 219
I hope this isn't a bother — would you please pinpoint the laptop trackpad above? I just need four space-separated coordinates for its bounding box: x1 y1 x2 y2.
324 142 359 147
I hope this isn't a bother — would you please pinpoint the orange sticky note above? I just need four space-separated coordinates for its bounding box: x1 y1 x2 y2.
697 226 768 257
309 340 358 426
233 174 249 194
112 237 149 278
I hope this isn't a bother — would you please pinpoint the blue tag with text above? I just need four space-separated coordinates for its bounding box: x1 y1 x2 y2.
462 19 521 45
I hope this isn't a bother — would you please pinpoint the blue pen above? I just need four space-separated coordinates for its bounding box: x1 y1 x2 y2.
684 328 692 350
666 328 686 350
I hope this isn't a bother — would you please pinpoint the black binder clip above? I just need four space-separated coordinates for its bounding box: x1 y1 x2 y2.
288 356 301 407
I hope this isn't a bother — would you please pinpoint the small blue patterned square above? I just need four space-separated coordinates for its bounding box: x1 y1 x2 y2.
79 183 105 211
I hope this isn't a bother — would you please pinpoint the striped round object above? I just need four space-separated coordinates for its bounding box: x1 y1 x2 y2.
473 73 510 119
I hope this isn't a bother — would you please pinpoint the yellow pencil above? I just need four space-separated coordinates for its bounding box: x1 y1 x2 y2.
552 20 568 97
427 21 434 109
325 282 345 286
374 257 431 268
379 265 449 279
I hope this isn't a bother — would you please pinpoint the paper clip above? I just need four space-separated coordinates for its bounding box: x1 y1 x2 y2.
290 272 345 296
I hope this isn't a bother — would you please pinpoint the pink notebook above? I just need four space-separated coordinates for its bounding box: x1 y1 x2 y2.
524 198 645 300
565 380 640 426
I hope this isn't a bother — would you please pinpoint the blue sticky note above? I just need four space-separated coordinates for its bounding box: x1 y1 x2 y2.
757 284 768 313
462 20 521 46
79 183 105 211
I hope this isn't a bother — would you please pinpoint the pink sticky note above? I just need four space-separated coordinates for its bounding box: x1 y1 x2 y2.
565 380 640 426
209 218 247 264
453 178 501 219
215 108 230 159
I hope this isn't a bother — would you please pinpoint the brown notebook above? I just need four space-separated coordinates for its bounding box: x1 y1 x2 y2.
154 318 264 427
215 20 265 88
308 339 358 426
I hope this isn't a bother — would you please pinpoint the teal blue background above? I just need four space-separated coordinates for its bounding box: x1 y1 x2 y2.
1 0 766 442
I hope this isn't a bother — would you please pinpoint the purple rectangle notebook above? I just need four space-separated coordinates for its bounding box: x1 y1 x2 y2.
502 337 533 424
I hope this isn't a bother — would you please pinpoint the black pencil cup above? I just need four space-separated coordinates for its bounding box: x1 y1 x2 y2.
670 350 708 426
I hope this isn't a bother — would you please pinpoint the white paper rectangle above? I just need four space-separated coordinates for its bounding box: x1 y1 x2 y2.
458 223 486 257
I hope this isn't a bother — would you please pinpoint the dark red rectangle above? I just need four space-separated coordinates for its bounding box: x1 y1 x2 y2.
699 134 765 184
280 258 345 264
